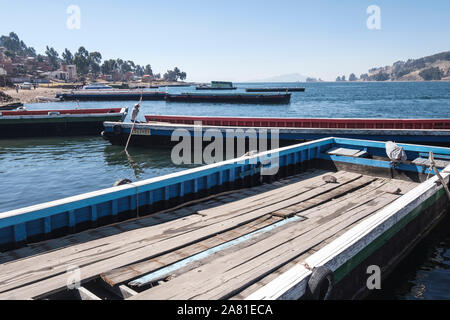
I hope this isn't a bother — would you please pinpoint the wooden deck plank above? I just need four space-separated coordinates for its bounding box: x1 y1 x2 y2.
230 180 419 299
0 172 363 298
272 175 376 218
100 215 282 286
0 172 322 272
128 189 402 300
0 170 338 275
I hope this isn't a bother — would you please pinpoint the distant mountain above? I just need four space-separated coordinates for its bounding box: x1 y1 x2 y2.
358 51 450 81
248 73 308 82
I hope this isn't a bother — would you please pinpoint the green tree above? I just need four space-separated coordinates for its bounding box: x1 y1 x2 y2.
349 73 357 81
62 49 74 64
88 51 102 76
101 59 117 75
144 64 153 76
45 46 60 70
74 46 90 76
0 32 35 57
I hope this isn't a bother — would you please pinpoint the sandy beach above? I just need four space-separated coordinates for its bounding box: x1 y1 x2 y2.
1 87 68 104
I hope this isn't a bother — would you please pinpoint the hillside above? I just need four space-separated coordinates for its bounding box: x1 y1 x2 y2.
359 51 450 81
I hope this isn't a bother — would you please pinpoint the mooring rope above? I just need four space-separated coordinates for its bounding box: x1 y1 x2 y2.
427 151 450 200
124 91 143 153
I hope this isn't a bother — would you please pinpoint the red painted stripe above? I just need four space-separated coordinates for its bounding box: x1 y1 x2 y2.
145 115 450 130
1 108 123 116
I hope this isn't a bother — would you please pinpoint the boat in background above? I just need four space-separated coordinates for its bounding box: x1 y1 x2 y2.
0 107 127 138
0 102 23 111
166 92 291 104
82 83 113 90
196 81 237 90
56 90 166 101
246 87 305 92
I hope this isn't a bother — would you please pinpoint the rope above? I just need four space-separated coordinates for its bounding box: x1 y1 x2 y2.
124 92 143 153
427 151 450 200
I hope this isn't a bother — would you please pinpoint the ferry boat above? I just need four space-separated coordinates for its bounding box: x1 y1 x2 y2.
0 107 127 138
196 81 237 90
82 83 113 90
0 137 448 300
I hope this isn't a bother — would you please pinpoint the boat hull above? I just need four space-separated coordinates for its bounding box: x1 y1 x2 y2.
328 187 448 299
196 86 237 90
0 108 127 138
246 87 305 92
58 92 166 101
102 121 450 147
165 93 291 104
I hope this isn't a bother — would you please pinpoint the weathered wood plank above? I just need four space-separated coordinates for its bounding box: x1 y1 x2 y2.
75 287 101 300
100 215 282 286
272 176 376 218
231 179 419 299
0 170 337 280
0 172 362 298
129 191 401 300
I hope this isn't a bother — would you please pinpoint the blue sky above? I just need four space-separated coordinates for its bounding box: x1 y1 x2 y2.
1 0 449 81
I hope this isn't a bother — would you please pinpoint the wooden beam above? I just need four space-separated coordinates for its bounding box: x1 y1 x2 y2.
75 287 101 301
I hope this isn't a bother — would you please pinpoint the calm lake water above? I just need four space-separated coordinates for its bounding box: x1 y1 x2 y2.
0 81 449 299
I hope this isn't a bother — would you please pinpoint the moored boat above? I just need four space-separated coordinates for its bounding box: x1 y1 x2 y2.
57 90 166 101
246 87 306 92
82 83 113 90
0 137 448 300
165 92 291 104
0 102 23 111
102 118 450 147
196 81 237 90
0 107 127 138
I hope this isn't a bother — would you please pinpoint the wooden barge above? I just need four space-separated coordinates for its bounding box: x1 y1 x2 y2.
196 86 237 90
102 120 450 147
246 87 305 92
196 81 237 90
0 137 448 300
57 90 167 101
0 108 127 138
165 93 291 104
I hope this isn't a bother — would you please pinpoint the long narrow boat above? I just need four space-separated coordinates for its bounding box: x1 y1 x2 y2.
165 93 291 104
246 87 305 92
196 81 237 90
57 90 166 101
0 108 127 138
0 102 23 111
0 137 448 300
102 119 450 147
145 115 450 130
